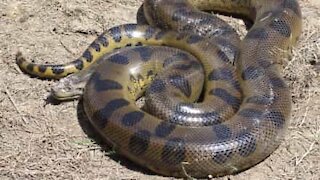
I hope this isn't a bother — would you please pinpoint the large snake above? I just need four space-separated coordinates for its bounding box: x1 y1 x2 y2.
16 0 302 178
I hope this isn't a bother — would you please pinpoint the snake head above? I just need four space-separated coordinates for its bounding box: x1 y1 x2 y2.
51 75 87 101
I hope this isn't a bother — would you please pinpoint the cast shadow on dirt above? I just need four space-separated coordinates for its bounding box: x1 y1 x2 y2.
73 98 158 176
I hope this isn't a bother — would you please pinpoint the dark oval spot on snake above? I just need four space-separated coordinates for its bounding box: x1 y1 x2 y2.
129 130 152 156
212 148 233 164
137 74 144 82
162 56 181 68
161 138 186 165
197 16 212 26
108 54 129 65
147 70 155 78
155 122 176 138
217 49 232 63
173 64 192 71
173 61 201 71
109 26 122 42
208 68 234 81
269 77 287 88
189 61 202 70
145 26 156 40
52 65 64 74
163 52 190 68
246 28 268 39
235 131 257 157
73 59 84 70
264 111 286 129
27 64 34 72
38 65 47 73
168 75 192 97
133 46 153 62
92 73 123 92
213 124 232 141
270 18 291 37
148 79 166 94
121 111 144 127
241 66 265 80
186 34 203 44
97 35 109 47
238 108 263 119
124 24 137 38
209 88 240 112
129 75 137 82
200 112 222 125
135 42 143 46
90 41 101 52
92 98 129 129
83 50 93 62
257 57 274 69
215 38 239 64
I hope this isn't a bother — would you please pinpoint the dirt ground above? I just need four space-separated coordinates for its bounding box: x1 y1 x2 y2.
0 0 319 179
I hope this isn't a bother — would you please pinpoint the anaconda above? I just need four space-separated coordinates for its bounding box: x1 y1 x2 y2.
16 0 302 178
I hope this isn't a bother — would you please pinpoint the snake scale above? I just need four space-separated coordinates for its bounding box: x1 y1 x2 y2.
16 0 302 178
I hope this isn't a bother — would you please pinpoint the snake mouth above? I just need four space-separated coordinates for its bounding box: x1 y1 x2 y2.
51 88 83 101
51 77 86 101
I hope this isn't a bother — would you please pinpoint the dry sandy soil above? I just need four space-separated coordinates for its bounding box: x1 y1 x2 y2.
0 0 319 179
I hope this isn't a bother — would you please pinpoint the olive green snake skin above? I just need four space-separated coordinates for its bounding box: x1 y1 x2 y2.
16 0 302 178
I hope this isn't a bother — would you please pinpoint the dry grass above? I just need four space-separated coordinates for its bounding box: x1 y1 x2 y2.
0 0 319 179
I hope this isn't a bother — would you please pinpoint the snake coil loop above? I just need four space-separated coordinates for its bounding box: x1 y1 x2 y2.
16 0 302 178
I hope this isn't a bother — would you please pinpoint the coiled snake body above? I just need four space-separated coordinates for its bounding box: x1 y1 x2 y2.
16 0 302 178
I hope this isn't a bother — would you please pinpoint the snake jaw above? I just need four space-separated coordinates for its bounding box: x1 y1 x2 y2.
51 76 86 101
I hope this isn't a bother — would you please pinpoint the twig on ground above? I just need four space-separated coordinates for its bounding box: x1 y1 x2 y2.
59 40 77 56
295 141 316 166
4 86 28 124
